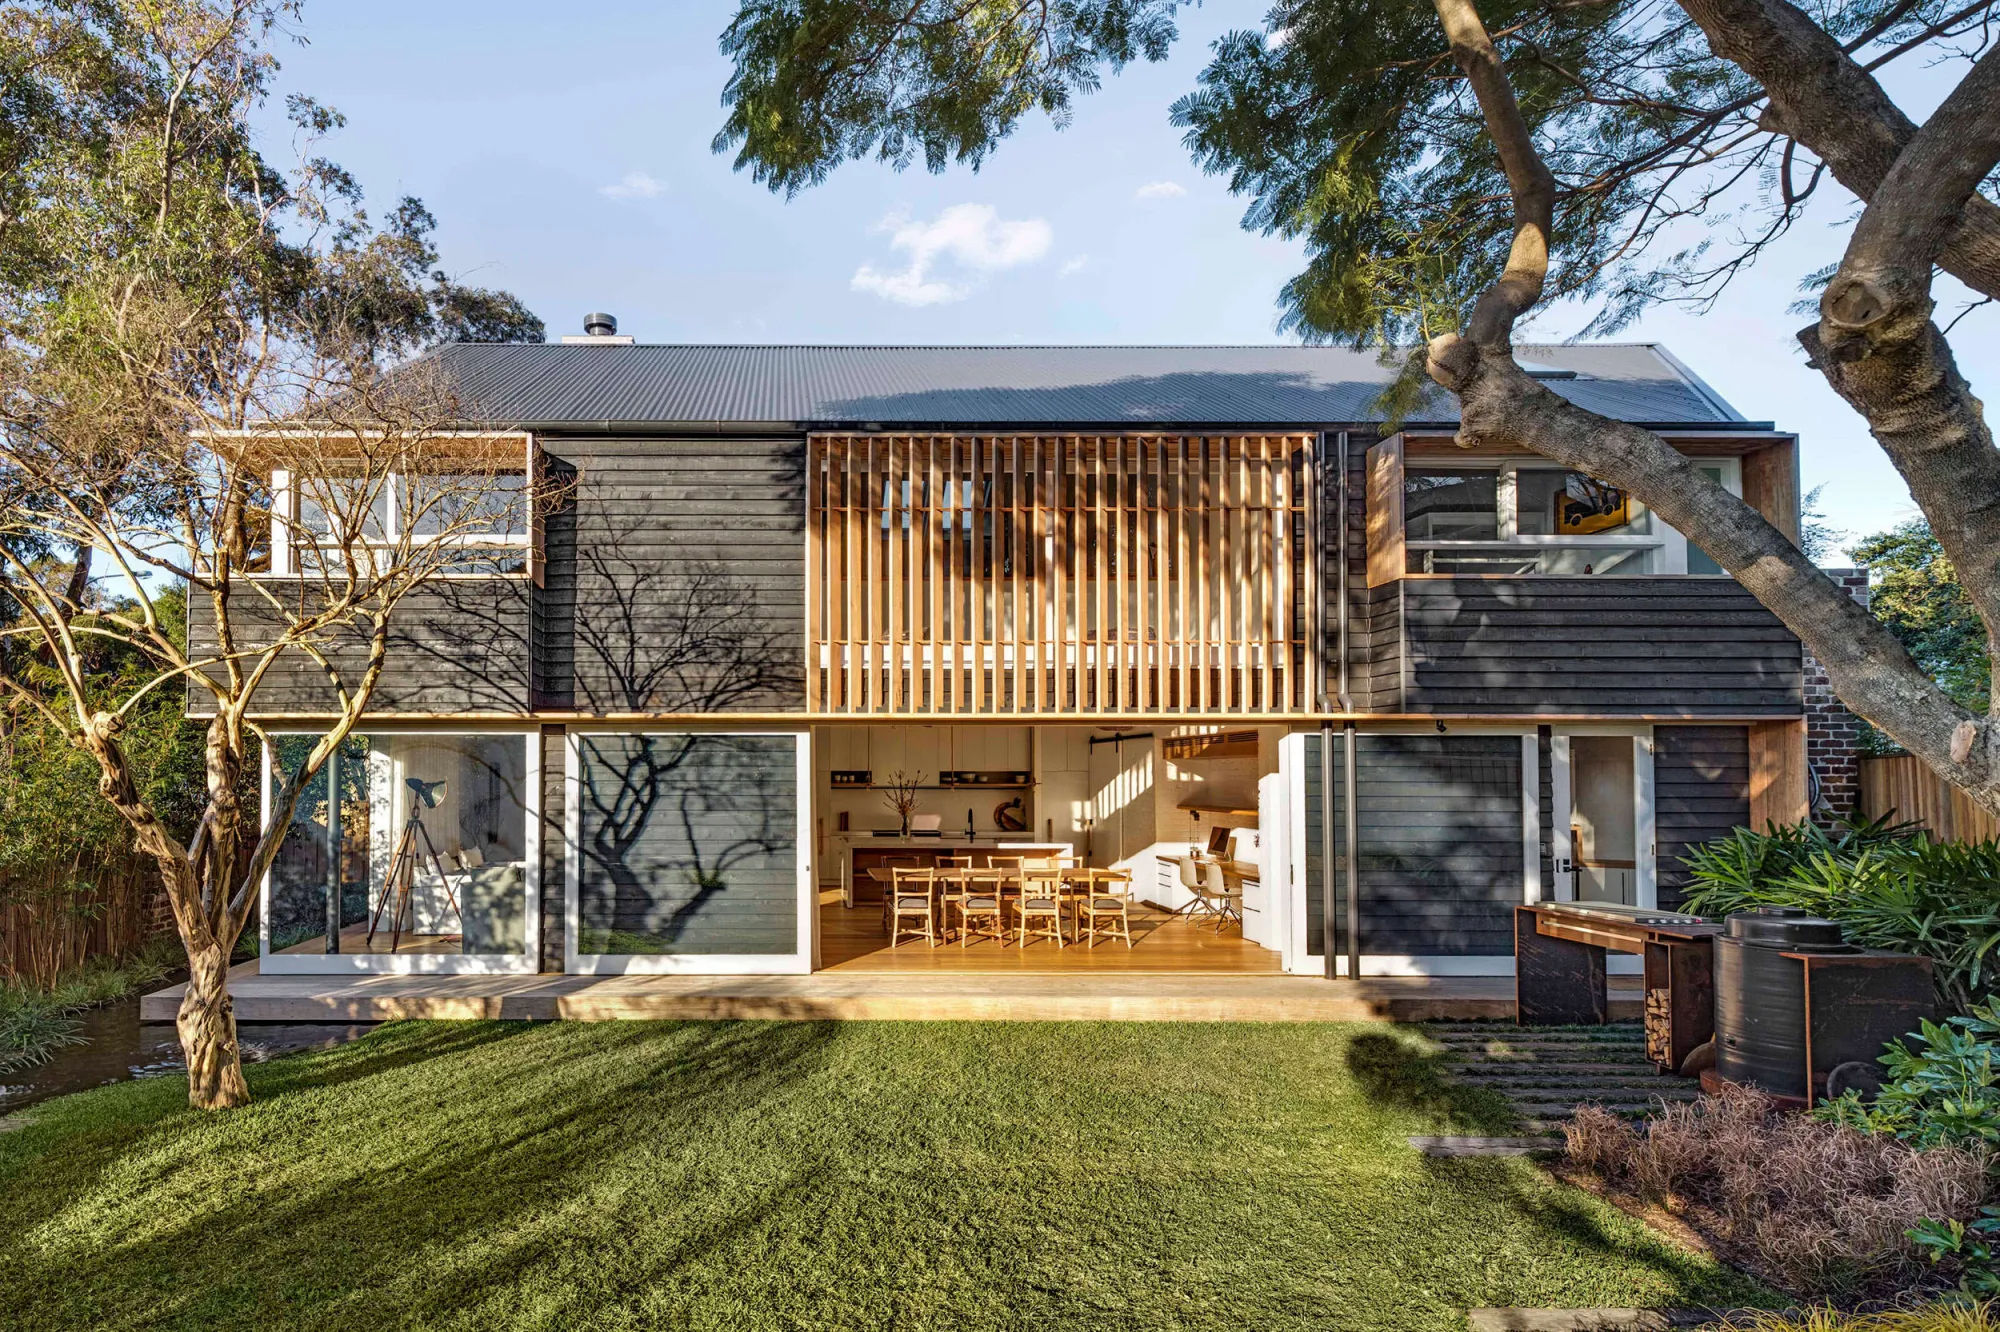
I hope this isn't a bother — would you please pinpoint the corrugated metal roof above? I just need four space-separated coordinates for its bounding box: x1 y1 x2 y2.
411 342 1745 428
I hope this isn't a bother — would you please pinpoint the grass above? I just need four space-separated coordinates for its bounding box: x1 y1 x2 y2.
0 1020 1773 1331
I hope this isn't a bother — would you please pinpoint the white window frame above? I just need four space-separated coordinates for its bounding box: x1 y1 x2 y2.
267 433 535 580
258 725 542 975
1405 456 1742 577
565 727 815 976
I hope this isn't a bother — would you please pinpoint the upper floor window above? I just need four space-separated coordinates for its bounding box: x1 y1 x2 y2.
1404 458 1739 576
272 464 532 578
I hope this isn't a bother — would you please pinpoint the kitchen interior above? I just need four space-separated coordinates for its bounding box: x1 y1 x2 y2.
811 723 1289 968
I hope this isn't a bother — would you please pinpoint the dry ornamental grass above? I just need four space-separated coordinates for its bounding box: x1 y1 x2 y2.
1565 1086 1987 1299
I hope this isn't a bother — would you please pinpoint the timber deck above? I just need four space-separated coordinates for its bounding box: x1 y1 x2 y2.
142 963 1642 1024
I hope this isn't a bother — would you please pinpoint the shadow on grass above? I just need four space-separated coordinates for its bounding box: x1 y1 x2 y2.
1344 1030 1519 1133
0 1018 849 1332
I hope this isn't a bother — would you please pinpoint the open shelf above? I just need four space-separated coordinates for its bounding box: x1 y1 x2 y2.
1179 801 1259 819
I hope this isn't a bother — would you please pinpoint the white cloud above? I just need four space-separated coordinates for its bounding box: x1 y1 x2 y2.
1134 180 1187 201
1058 255 1090 277
1265 25 1293 50
851 203 1054 306
599 171 665 201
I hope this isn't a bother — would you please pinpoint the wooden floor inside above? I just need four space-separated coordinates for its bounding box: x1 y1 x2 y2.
818 900 1281 974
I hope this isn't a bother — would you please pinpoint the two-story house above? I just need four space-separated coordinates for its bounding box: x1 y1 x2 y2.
210 335 1816 987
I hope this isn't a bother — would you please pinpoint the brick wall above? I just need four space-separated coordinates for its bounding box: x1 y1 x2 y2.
1805 568 1869 825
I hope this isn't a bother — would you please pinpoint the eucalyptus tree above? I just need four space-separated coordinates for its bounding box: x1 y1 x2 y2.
714 0 2000 814
0 0 542 1108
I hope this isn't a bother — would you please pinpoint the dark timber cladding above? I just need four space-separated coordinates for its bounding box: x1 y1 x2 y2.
1304 734 1525 957
1655 726 1750 912
1377 578 1802 714
185 580 531 715
534 436 805 714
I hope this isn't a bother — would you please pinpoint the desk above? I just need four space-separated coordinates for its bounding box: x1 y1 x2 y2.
1515 902 1722 1073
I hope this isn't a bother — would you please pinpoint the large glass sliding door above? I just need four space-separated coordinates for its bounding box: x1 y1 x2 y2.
262 729 539 974
566 731 812 974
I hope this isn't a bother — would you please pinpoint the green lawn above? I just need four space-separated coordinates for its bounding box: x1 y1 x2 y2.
0 1020 1767 1330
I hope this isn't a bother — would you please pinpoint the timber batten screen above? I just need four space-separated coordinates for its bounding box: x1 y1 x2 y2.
806 433 1314 716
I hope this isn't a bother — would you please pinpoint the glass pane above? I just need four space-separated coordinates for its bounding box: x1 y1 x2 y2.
1687 465 1725 574
266 733 529 958
404 472 527 539
295 474 389 542
1516 469 1650 537
1528 544 1659 575
576 734 798 956
1404 469 1498 540
1352 735 1522 955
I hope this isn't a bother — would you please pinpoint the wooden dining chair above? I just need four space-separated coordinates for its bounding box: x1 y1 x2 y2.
1017 867 1066 949
954 867 1008 948
879 856 927 930
1077 868 1134 948
888 866 942 947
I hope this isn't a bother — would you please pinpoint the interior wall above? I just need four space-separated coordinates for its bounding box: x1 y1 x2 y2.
813 725 1033 837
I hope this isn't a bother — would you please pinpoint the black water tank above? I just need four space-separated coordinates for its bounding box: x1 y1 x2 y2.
1715 906 1857 1100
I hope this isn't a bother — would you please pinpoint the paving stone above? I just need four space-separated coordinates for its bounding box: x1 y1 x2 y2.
1467 1311 1674 1331
1408 1135 1560 1157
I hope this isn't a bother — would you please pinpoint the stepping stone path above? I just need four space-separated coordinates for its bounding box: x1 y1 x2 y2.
1420 1021 1701 1143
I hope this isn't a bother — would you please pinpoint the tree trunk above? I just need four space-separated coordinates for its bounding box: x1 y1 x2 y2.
177 939 249 1110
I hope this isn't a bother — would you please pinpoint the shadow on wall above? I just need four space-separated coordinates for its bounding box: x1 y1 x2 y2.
534 443 804 715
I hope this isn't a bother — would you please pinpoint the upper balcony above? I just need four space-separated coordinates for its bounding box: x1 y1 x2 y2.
1351 432 1805 717
806 432 1316 717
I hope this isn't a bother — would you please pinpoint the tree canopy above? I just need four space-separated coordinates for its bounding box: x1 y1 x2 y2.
716 1 1993 343
1853 521 1992 715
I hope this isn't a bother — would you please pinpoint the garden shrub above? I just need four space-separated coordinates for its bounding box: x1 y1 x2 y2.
1682 819 2000 1013
1819 1002 2000 1152
1564 1085 1986 1298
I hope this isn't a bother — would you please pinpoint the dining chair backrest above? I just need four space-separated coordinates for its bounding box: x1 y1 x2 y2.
1178 856 1205 891
1020 867 1062 904
1200 858 1232 896
890 865 935 902
959 866 1008 899
985 855 1024 871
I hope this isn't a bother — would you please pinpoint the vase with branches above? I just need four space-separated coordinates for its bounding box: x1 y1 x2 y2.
880 771 924 838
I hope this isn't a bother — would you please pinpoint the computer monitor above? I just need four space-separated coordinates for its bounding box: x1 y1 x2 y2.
1206 825 1234 856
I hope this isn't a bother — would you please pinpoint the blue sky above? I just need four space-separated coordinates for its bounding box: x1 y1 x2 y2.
260 0 1994 551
